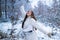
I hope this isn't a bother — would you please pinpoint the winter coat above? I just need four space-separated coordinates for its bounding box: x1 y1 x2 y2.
21 17 52 40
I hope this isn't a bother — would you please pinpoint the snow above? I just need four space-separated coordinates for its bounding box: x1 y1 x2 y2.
0 0 60 40
0 22 12 33
29 0 39 9
0 21 60 40
40 0 53 7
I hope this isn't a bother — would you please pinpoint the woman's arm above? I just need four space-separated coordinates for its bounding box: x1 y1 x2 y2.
31 18 52 37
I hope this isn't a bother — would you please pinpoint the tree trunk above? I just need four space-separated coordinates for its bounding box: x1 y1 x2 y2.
0 0 2 18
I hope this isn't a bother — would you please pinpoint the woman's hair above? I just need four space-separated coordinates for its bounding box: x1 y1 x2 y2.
22 10 37 28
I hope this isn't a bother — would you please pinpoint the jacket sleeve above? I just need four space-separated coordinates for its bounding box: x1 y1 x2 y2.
31 18 52 35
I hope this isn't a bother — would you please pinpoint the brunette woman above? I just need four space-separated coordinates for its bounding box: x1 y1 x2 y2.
22 10 52 40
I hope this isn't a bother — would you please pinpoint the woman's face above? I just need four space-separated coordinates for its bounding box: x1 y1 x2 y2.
27 10 32 16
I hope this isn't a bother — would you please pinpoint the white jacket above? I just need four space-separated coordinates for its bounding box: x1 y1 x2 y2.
23 17 52 34
21 17 52 40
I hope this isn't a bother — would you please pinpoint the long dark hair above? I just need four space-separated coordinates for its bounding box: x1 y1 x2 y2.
22 10 37 28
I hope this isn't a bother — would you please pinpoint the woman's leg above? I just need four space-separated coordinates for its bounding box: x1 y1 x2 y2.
24 31 38 40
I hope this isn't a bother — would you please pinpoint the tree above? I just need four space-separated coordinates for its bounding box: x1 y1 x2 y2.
0 0 2 18
0 30 8 39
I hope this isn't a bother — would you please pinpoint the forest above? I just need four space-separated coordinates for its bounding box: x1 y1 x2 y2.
0 0 60 40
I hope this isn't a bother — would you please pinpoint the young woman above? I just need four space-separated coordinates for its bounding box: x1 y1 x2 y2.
21 10 52 40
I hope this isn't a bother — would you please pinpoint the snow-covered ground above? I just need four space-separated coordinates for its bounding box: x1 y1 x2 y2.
0 0 60 40
0 20 60 40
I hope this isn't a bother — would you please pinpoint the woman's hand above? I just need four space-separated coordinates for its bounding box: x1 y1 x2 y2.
47 33 54 38
47 33 52 38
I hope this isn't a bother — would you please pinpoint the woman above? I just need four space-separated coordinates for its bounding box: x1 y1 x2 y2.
21 10 52 40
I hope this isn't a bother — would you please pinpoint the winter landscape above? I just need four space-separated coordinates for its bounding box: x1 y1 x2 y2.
0 0 60 40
